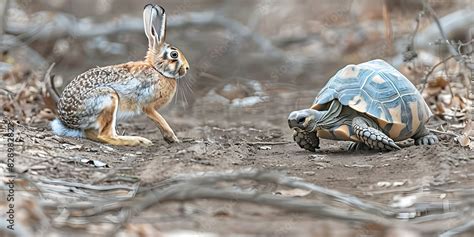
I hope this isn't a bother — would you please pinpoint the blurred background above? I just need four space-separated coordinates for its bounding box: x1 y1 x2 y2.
0 0 472 127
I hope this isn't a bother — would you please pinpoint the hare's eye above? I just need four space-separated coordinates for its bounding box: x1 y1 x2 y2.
170 51 178 59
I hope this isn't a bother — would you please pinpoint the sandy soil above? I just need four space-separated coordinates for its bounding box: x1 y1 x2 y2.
3 87 473 237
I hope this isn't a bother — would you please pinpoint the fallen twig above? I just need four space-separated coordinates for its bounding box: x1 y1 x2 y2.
429 129 474 140
420 54 455 93
146 169 395 217
133 183 394 225
429 128 458 137
245 141 291 146
364 185 423 196
38 178 136 191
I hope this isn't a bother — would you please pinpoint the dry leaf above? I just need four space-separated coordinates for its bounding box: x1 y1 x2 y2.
456 134 470 147
434 102 445 116
459 121 474 149
422 73 449 99
450 94 466 110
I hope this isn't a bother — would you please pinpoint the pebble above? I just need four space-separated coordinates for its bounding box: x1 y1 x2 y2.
35 134 45 139
303 171 316 176
176 149 187 155
309 154 329 162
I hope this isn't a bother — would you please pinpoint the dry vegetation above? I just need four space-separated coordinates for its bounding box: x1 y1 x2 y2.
0 0 473 236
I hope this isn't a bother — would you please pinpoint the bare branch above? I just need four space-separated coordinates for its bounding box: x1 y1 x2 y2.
420 0 459 58
415 6 474 57
420 54 456 93
172 169 394 216
0 0 8 35
66 170 394 220
38 178 137 191
404 11 423 62
132 183 394 226
5 10 285 58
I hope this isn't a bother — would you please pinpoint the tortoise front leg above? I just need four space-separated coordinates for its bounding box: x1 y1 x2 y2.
293 130 320 152
352 117 400 151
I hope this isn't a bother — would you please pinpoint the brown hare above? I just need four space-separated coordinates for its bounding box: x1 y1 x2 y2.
45 4 189 146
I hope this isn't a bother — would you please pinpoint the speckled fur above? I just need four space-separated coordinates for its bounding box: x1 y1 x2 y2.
50 4 189 146
56 64 177 129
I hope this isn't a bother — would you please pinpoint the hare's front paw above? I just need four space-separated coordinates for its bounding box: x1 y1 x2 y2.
163 132 180 144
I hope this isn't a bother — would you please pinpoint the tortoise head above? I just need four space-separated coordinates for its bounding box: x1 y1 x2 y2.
288 100 343 132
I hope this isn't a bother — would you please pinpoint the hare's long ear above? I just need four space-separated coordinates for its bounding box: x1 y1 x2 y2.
143 4 166 50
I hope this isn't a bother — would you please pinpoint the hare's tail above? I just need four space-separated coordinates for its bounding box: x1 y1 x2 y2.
50 119 84 138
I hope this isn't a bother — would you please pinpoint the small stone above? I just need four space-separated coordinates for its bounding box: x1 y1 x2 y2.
35 134 45 139
258 146 272 150
303 171 316 176
392 181 406 187
176 149 187 155
377 181 391 188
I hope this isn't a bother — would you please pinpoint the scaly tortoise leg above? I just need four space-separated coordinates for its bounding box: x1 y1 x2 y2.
352 117 400 151
348 142 371 151
412 126 438 145
293 130 320 152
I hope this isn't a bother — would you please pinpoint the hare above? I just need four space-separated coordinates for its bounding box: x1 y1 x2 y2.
45 4 189 146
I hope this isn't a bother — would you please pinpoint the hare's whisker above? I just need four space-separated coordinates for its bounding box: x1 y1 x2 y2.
179 78 191 106
181 82 189 106
183 77 194 95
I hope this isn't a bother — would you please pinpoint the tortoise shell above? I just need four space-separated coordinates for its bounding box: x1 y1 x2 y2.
310 59 432 141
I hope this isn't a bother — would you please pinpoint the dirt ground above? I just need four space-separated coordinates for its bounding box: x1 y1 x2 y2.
3 86 473 236
1 1 473 236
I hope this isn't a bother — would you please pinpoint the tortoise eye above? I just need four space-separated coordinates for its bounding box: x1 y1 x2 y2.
170 51 178 59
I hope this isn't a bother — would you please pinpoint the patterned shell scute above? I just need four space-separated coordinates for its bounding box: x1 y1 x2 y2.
313 59 432 137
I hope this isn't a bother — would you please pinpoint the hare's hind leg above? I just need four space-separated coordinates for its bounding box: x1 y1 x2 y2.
84 87 152 146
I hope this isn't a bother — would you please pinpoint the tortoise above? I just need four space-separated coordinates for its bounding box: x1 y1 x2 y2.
288 59 438 151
